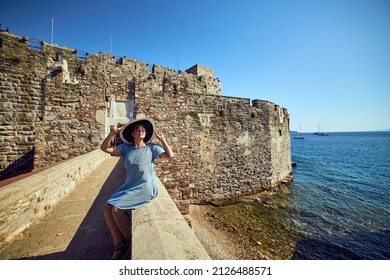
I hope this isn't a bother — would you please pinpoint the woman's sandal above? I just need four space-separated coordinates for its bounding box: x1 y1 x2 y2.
112 241 128 260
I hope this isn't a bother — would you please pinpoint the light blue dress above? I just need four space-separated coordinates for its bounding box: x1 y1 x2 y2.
107 143 165 210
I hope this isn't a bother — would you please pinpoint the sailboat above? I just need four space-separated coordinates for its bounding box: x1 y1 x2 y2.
293 124 305 139
313 124 329 136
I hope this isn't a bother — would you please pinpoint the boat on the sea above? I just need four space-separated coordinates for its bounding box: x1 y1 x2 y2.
293 124 305 139
313 124 329 136
314 132 329 136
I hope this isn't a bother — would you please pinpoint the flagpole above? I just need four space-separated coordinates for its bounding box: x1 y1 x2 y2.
110 35 112 54
51 18 54 44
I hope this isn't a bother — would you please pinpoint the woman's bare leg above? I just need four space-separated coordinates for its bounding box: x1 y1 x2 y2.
104 203 132 259
112 207 132 242
103 203 124 247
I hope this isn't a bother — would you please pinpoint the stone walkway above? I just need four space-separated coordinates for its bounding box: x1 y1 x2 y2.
0 157 128 260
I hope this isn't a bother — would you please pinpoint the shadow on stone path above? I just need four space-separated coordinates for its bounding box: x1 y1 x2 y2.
0 157 131 260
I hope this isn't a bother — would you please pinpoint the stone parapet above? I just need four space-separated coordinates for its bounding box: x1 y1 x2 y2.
0 150 107 246
133 177 210 260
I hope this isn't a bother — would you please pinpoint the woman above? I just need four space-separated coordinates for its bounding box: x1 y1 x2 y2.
100 118 174 259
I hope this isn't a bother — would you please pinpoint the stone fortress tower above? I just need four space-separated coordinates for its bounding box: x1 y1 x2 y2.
0 30 292 214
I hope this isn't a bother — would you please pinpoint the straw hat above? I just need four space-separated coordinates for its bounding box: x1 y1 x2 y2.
119 118 155 144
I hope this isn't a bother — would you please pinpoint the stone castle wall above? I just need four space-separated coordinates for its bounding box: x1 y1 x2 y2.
0 31 291 214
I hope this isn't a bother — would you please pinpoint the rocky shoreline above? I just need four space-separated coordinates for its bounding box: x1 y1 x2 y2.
190 193 302 260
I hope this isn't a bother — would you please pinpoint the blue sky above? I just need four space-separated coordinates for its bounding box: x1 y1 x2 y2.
1 0 389 132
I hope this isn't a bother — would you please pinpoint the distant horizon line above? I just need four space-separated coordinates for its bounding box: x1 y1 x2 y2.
290 128 390 134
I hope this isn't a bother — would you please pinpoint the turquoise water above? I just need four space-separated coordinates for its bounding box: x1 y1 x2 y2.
289 131 390 259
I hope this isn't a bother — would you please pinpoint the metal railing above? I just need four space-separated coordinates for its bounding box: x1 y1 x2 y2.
77 50 87 61
28 38 42 51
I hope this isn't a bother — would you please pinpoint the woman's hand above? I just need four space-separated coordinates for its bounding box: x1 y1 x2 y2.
155 129 165 141
113 123 125 134
101 123 124 156
155 128 174 159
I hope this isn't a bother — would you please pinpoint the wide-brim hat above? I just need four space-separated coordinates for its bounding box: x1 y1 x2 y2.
119 118 155 144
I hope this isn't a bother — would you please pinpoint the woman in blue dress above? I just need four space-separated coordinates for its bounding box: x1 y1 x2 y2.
100 118 174 259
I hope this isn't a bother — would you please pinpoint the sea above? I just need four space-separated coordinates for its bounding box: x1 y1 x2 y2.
289 131 390 259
